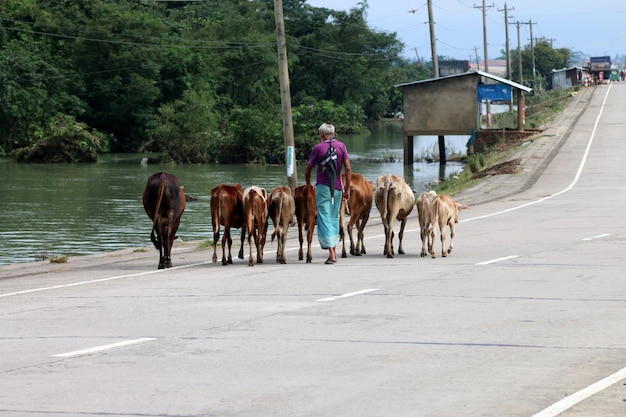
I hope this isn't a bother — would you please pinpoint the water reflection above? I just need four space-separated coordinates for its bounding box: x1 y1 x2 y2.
0 125 467 265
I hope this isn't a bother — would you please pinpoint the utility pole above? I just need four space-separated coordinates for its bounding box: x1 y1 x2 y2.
529 20 537 92
426 0 446 168
474 1 495 73
273 0 297 192
499 3 514 111
512 20 529 85
427 0 438 78
474 46 480 70
475 1 494 125
498 3 514 80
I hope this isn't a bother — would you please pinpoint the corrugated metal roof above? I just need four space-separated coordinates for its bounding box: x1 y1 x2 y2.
394 70 533 93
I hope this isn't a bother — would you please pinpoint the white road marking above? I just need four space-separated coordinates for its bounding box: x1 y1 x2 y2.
53 338 157 358
531 365 626 417
582 233 611 241
0 261 211 298
316 288 378 302
475 255 519 265
461 82 611 224
526 75 615 417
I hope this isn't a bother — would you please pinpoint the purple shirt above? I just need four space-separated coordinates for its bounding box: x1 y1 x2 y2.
308 138 349 189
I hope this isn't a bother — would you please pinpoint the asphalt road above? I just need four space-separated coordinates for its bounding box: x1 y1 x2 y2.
2 84 626 417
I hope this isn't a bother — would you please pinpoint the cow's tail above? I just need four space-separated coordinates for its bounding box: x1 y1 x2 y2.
431 196 441 231
382 176 390 220
211 192 221 245
151 173 167 247
270 191 281 242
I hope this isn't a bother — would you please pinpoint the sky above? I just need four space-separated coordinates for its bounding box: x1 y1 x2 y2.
306 0 626 65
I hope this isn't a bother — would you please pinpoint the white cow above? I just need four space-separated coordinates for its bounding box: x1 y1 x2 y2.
416 190 437 258
430 194 468 258
374 174 415 258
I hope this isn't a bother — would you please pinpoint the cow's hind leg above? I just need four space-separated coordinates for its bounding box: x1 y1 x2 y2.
238 229 245 260
397 219 408 255
222 229 232 265
440 223 447 258
297 224 304 261
279 233 287 264
306 227 314 263
420 229 428 257
447 222 455 255
212 229 220 264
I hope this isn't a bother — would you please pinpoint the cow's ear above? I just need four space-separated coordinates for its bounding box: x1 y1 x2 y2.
457 203 469 210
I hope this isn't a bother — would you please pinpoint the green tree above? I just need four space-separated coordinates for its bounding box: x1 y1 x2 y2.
512 38 572 92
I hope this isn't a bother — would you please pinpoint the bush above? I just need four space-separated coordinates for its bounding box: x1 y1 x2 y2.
467 153 485 173
13 114 110 163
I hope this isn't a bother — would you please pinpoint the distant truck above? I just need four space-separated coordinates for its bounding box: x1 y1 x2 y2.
589 56 611 82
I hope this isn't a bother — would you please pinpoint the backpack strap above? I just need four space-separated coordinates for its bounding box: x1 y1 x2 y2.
320 138 337 166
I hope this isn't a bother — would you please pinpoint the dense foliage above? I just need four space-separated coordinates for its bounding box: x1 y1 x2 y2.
0 0 429 163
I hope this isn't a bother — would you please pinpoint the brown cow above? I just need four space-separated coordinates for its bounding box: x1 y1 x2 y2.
142 172 186 269
374 173 415 258
340 173 374 257
430 194 468 258
269 186 296 264
416 190 437 258
243 186 269 267
211 184 246 265
294 184 317 263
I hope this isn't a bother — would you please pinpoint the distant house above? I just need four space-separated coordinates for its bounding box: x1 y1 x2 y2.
477 59 508 77
551 67 583 90
438 60 471 77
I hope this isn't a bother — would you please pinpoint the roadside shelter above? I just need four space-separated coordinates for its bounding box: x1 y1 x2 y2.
395 70 532 165
550 66 582 90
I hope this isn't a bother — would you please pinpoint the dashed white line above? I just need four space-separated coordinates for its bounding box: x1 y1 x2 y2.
317 288 378 302
475 255 519 265
582 233 610 241
53 338 157 358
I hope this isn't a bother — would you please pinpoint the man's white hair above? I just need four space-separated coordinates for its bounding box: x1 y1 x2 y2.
318 123 335 136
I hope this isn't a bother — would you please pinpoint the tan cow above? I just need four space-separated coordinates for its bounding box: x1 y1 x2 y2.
340 173 374 257
416 190 437 258
430 194 468 258
294 184 317 263
269 186 296 264
211 184 246 265
243 186 269 266
374 174 415 258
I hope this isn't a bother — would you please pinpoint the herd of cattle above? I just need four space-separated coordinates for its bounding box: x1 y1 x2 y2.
142 171 468 269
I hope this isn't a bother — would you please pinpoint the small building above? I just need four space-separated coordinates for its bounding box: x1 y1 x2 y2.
550 66 583 90
395 70 532 165
438 60 471 77
477 59 508 77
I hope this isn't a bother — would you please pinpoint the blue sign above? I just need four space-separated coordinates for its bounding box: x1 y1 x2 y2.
477 84 512 102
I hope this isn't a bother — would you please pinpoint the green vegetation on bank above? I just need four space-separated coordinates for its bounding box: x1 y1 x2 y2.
0 1 572 164
0 0 429 163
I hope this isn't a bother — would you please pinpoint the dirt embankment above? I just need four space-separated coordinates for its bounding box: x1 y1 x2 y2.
472 129 540 154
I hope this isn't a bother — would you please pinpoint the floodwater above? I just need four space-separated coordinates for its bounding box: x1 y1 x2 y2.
0 124 467 265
